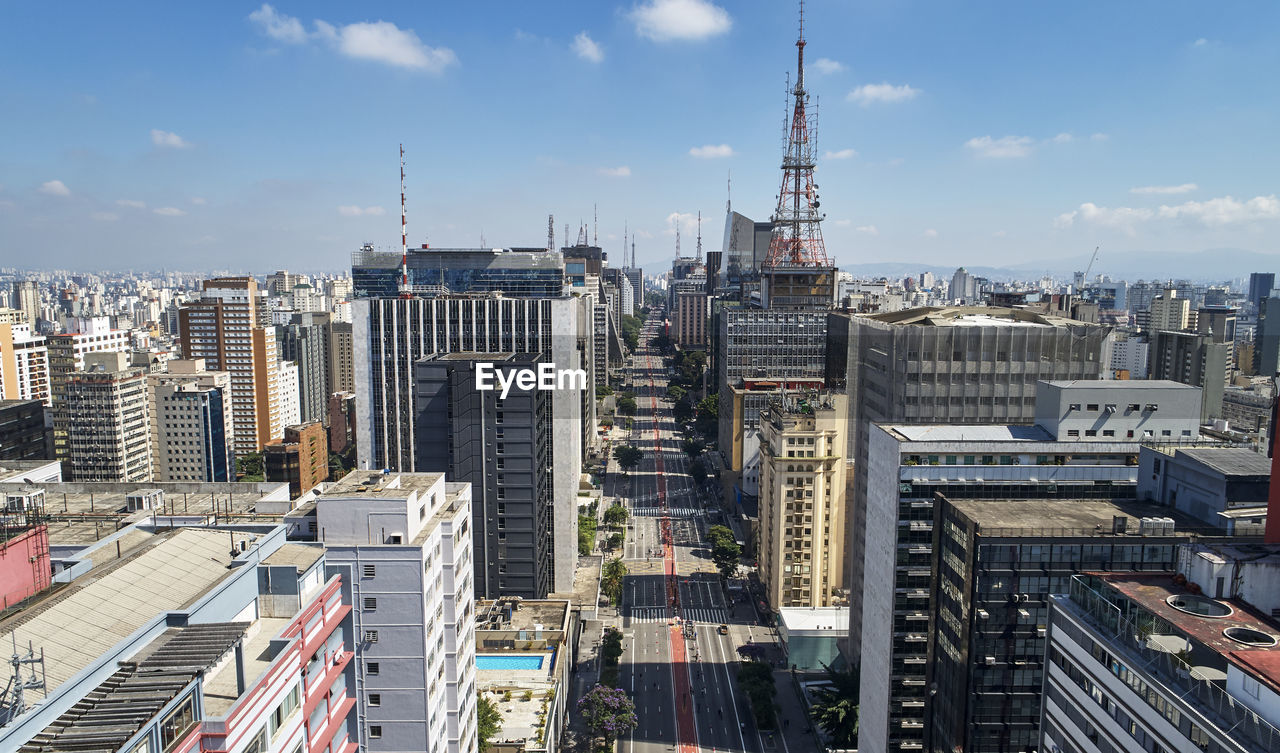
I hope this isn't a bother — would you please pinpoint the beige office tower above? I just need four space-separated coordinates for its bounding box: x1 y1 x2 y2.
57 351 151 482
147 359 234 482
179 277 285 456
756 391 849 612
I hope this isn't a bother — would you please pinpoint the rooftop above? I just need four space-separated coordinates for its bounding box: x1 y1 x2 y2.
0 527 256 704
1177 447 1272 477
778 606 850 633
476 599 571 633
323 470 446 498
262 542 324 571
883 424 1055 443
866 305 1102 328
1041 379 1198 390
944 496 1213 536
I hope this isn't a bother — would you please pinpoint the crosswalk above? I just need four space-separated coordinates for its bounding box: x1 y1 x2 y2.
630 507 702 517
627 606 729 624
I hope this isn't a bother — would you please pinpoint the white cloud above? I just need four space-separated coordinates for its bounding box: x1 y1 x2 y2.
1130 183 1197 195
824 148 857 160
1054 203 1153 235
191 197 207 205
249 4 307 43
1050 132 1074 144
1091 132 1109 141
965 135 1034 159
689 144 734 159
813 58 845 75
249 5 456 73
832 219 851 227
38 180 70 197
855 225 879 236
922 229 938 238
847 82 919 105
150 129 191 148
598 166 631 178
337 205 387 217
1193 38 1208 47
153 207 187 217
993 230 1006 237
1157 195 1280 226
116 199 146 208
629 0 731 42
572 31 604 63
91 211 119 222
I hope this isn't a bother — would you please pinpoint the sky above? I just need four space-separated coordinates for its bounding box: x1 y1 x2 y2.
1 0 1278 275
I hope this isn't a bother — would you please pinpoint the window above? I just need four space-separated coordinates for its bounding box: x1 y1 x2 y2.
367 661 380 674
270 684 300 736
1243 674 1261 699
1087 403 1099 411
369 725 383 739
1067 430 1080 437
364 630 379 643
362 564 376 578
159 695 196 751
1068 403 1081 411
364 597 378 610
1085 430 1097 437
369 692 382 706
388 534 402 544
242 728 269 753
1102 430 1114 437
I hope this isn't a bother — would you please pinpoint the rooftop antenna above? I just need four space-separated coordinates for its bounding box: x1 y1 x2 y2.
547 214 555 252
632 238 637 269
696 211 703 262
398 144 412 299
593 203 598 246
564 223 569 250
675 221 681 260
623 220 628 266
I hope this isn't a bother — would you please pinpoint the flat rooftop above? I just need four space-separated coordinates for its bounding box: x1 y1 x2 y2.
944 496 1210 536
1098 572 1280 695
324 470 446 498
262 542 324 571
779 607 850 633
866 306 1099 328
1178 447 1272 477
0 527 257 704
476 599 571 632
882 424 1055 443
1041 379 1197 390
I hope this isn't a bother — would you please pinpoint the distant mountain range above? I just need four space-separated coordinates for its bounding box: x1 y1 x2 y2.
643 248 1279 283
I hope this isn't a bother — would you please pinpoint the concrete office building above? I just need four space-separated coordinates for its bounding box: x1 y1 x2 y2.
1136 445 1270 530
1045 568 1280 753
721 210 773 282
353 295 590 596
672 282 710 348
1034 380 1203 441
926 495 1210 753
46 316 131 407
0 400 48 461
265 421 329 499
56 351 151 482
0 322 51 405
1247 271 1275 315
1149 330 1229 423
0 523 358 753
331 321 356 394
329 391 358 455
12 281 41 330
147 359 233 482
829 306 1114 670
180 277 287 455
756 391 849 611
716 309 828 390
1222 383 1272 433
1255 294 1280 377
857 379 1186 752
278 312 331 424
293 471 478 753
1145 288 1191 333
414 353 556 599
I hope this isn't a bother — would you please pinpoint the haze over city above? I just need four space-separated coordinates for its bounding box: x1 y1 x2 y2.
3 1 1278 273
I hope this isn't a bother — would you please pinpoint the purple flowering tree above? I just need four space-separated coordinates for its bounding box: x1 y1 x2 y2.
577 684 638 745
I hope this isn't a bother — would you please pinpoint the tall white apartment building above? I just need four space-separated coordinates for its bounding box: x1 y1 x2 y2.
46 316 131 398
147 358 234 482
296 471 478 753
0 322 51 405
278 359 302 428
57 351 151 482
179 277 286 455
1146 288 1191 332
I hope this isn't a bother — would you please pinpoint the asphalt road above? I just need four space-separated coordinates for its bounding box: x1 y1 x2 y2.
616 316 774 753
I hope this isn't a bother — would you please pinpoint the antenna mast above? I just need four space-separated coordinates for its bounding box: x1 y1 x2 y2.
675 221 681 260
696 211 703 262
593 203 598 246
762 0 830 269
398 144 412 298
547 214 555 252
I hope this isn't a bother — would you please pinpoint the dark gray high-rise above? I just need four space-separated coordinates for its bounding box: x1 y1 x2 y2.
413 352 554 599
1248 272 1275 315
276 312 330 424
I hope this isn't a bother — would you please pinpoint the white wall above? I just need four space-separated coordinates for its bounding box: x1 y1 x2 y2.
856 426 902 753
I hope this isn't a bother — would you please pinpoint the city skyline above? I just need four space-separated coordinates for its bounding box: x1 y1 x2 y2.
3 1 1279 272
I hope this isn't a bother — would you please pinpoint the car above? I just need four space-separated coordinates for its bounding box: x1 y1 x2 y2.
718 624 730 635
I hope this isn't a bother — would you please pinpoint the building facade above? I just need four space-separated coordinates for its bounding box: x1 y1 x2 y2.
278 312 331 424
0 400 48 461
1149 330 1229 423
56 351 151 482
0 322 51 405
265 421 329 499
147 359 233 482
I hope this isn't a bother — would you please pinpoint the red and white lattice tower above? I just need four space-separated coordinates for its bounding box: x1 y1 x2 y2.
762 4 830 269
397 144 412 298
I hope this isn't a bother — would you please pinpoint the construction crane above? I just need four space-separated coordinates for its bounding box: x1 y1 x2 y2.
1083 245 1100 283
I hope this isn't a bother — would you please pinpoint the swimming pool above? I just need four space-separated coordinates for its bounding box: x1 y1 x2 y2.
475 654 545 670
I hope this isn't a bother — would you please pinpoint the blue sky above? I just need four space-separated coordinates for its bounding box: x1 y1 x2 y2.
1 1 1278 274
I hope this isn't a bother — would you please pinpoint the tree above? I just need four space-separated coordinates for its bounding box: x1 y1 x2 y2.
477 694 503 752
737 661 777 729
602 503 629 529
695 392 719 440
236 452 264 482
614 444 643 474
690 458 708 483
605 532 623 551
673 397 694 423
666 384 687 403
707 525 741 579
681 438 704 459
599 627 625 686
620 314 642 351
578 513 598 555
811 664 860 749
596 384 614 399
578 684 638 746
616 393 637 417
327 452 349 481
677 349 708 384
601 557 628 606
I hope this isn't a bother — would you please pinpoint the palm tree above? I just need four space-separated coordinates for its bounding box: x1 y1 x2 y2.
810 664 859 749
